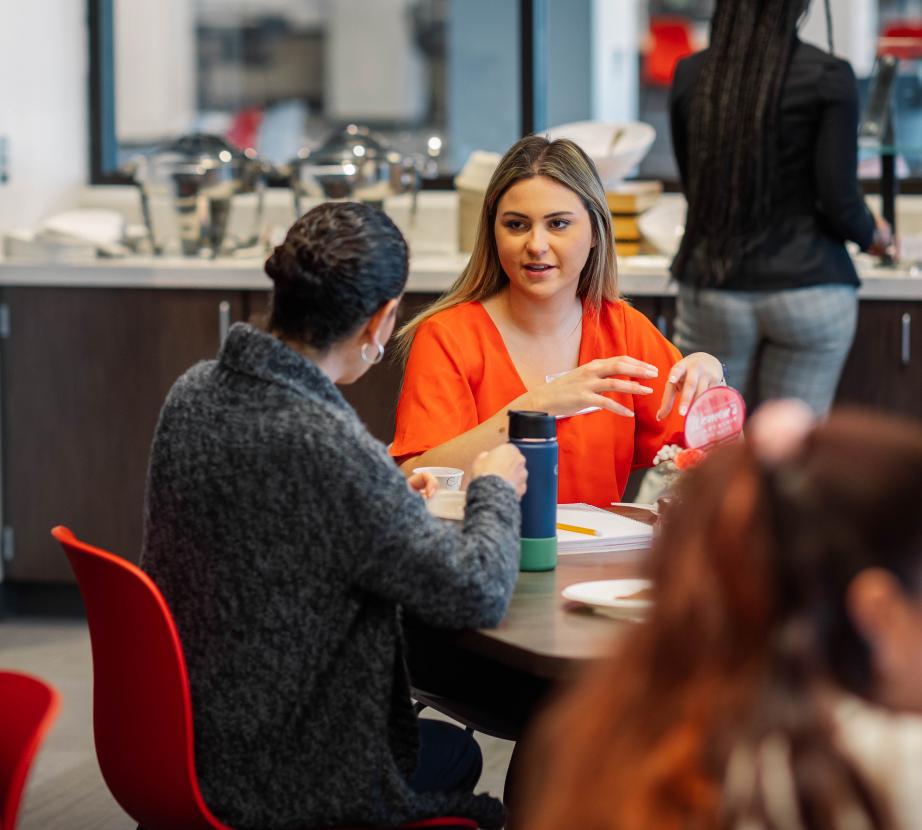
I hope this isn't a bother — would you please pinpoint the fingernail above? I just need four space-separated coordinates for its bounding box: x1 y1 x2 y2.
679 404 688 416
645 368 659 377
638 385 653 394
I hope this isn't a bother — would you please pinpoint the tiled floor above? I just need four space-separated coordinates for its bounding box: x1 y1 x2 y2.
0 617 514 830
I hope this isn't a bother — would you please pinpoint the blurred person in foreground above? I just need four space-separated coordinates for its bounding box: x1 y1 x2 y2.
519 401 922 830
141 201 526 830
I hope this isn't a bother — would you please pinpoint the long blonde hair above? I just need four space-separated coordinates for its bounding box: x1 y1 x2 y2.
395 134 618 360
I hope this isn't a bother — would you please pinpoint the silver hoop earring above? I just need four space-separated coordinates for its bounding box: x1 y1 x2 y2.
360 341 384 365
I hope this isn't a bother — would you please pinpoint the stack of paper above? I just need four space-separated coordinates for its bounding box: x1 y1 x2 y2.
557 504 653 555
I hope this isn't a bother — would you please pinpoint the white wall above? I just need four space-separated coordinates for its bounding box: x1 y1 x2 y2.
0 0 87 232
115 0 196 142
591 0 639 122
800 0 877 76
325 0 426 122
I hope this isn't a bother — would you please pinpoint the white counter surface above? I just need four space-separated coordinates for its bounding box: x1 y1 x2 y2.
0 253 920 300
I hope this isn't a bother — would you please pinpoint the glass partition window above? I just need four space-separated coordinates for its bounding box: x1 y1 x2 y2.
94 0 922 185
109 0 521 178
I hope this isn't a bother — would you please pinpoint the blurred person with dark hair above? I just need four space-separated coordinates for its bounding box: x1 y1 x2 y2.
670 0 891 415
519 401 922 830
141 202 527 830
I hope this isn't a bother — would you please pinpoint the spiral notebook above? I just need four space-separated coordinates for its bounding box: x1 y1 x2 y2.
557 503 653 554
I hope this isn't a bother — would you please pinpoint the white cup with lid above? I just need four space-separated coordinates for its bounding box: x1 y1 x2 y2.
412 466 464 491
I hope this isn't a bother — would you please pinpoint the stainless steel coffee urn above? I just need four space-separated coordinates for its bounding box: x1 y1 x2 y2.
286 124 426 216
126 134 267 257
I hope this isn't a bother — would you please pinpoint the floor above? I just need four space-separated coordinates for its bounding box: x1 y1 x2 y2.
0 616 514 830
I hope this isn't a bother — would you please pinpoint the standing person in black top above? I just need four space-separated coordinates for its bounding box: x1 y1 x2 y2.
669 0 892 415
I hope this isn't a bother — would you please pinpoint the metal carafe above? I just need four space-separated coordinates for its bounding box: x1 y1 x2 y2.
286 124 430 216
125 134 267 257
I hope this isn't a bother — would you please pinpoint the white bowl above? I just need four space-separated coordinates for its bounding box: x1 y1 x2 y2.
546 121 656 188
637 198 687 257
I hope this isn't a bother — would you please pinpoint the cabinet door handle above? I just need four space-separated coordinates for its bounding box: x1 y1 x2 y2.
218 301 231 345
902 312 912 367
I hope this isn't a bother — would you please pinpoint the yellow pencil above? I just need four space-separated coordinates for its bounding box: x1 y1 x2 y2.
556 522 601 537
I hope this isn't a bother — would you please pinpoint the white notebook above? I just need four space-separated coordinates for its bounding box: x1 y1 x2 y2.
557 503 653 555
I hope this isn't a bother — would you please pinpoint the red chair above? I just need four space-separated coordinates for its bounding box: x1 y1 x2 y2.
52 526 477 830
643 17 695 86
0 670 60 830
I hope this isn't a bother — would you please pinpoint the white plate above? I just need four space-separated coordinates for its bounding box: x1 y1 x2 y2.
561 578 653 619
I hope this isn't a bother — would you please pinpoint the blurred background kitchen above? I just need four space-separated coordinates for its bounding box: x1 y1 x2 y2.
4 0 918 230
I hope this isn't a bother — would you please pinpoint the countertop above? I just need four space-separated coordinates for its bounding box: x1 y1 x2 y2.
1 252 920 300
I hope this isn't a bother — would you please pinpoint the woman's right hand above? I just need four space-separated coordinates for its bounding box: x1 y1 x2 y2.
523 356 659 418
472 444 528 498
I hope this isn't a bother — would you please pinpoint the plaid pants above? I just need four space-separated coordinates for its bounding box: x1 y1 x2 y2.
674 283 858 416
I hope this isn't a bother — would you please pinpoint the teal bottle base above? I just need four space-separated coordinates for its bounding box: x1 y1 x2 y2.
520 536 558 571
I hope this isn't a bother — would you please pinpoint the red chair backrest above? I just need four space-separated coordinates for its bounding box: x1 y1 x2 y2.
644 17 695 86
0 671 59 830
52 526 232 830
52 528 477 830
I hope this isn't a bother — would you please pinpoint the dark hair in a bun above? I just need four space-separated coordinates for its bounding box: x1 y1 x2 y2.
265 201 409 350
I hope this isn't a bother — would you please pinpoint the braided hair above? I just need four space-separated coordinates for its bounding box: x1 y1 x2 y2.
674 0 833 285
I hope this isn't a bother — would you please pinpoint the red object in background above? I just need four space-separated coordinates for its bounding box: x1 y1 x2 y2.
0 671 59 830
226 107 264 152
52 526 476 830
880 22 922 59
643 17 695 86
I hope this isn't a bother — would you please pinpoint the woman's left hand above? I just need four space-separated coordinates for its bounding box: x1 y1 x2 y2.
656 352 724 421
407 471 439 499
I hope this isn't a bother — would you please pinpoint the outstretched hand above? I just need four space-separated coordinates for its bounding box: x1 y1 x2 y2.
526 356 660 419
656 352 725 421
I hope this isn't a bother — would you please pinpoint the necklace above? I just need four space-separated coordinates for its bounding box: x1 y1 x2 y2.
503 292 583 340
566 307 584 339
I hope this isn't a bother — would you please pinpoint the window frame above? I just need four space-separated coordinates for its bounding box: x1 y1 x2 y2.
86 0 918 195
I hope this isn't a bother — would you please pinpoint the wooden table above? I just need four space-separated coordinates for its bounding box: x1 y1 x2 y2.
407 507 653 737
407 507 653 814
456 548 645 680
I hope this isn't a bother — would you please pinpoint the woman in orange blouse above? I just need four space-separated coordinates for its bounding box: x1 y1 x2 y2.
391 135 723 506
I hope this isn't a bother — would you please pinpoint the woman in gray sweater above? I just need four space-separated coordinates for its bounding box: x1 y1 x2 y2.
141 202 526 830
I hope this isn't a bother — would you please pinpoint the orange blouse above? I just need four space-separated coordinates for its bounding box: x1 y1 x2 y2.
390 299 686 506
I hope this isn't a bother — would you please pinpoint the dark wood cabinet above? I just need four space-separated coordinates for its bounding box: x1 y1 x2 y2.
0 287 244 581
1 286 437 584
836 300 922 419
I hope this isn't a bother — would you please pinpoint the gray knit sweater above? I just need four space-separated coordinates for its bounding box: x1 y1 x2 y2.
141 323 520 830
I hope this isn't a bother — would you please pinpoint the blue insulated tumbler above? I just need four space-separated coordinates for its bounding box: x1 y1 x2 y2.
508 410 558 571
